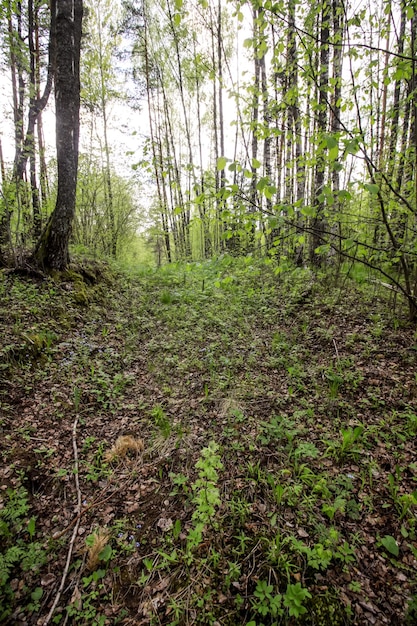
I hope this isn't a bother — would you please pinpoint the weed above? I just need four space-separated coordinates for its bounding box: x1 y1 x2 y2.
284 582 312 617
251 580 283 618
84 442 111 482
325 425 364 461
0 486 46 621
187 441 223 553
229 494 251 523
150 404 171 438
169 471 189 495
294 441 320 459
65 569 108 624
258 415 302 446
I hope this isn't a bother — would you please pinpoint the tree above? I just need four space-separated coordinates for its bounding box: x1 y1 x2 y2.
0 0 55 261
35 0 83 270
82 0 122 258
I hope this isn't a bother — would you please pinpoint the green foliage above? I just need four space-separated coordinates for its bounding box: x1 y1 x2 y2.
325 425 364 461
2 256 416 624
251 580 283 618
250 580 312 620
380 535 399 557
283 582 312 617
187 441 223 552
150 404 172 438
0 487 46 621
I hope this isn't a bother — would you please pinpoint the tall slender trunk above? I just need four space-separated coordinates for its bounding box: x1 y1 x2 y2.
97 2 116 257
309 0 330 266
247 6 260 253
193 31 211 258
166 0 193 257
143 10 171 262
28 0 41 239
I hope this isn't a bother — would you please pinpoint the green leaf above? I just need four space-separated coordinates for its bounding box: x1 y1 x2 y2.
325 135 338 149
27 517 36 539
265 186 277 200
364 183 379 195
338 189 352 200
173 13 181 27
345 139 359 155
256 177 269 191
99 544 113 562
380 535 399 556
252 157 261 169
301 206 316 218
329 145 339 161
31 587 43 601
217 156 227 171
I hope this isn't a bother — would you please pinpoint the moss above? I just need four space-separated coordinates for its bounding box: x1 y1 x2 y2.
301 591 351 625
73 281 90 305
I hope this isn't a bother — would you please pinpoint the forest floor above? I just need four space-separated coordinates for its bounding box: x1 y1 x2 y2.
1 256 417 626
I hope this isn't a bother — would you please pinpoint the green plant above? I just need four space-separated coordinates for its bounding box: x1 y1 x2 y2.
229 494 251 523
334 541 357 564
294 442 320 459
151 404 171 438
325 425 364 460
283 582 312 617
224 560 241 589
258 415 302 446
348 580 362 593
0 486 46 621
324 367 344 399
289 537 333 571
379 535 399 557
251 580 283 618
169 472 189 495
322 495 347 520
387 467 417 521
186 441 223 553
84 442 111 482
65 569 108 624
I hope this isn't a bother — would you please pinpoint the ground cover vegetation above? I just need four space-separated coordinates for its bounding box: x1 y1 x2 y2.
1 256 417 624
0 0 417 623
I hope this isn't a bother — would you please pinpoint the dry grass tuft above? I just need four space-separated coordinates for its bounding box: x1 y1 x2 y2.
86 528 111 571
218 397 246 419
104 435 144 463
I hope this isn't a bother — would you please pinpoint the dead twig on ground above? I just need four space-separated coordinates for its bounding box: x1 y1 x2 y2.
43 416 82 626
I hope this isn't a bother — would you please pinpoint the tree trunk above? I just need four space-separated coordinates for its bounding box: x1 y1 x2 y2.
35 0 83 270
309 0 330 266
97 1 117 258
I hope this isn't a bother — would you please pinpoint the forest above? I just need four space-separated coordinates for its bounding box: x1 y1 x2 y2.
0 0 417 624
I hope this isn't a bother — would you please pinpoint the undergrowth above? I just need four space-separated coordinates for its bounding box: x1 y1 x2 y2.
0 256 416 624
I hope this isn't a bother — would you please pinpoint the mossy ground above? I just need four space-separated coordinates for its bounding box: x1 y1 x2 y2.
0 256 416 625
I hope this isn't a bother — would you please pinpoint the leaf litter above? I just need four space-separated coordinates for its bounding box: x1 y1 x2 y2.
0 259 416 625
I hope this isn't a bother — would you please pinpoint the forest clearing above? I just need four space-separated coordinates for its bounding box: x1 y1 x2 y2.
1 257 417 625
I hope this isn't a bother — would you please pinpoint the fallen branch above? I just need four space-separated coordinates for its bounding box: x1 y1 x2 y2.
370 278 401 292
43 416 82 626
